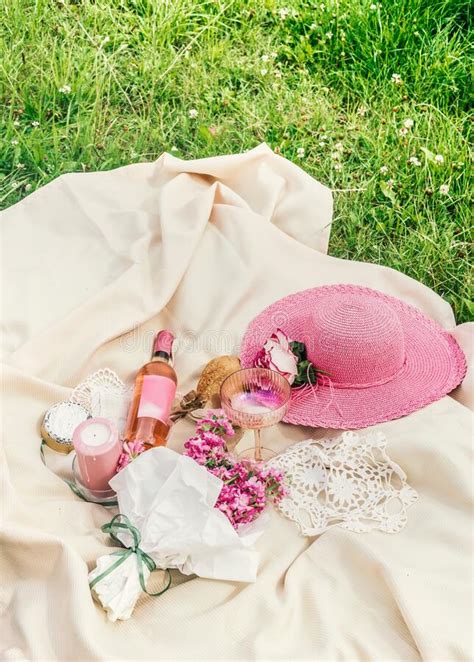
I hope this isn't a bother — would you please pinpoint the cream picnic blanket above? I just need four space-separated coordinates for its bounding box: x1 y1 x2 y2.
1 144 472 661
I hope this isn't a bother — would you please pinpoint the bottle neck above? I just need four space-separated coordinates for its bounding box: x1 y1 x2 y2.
151 351 172 365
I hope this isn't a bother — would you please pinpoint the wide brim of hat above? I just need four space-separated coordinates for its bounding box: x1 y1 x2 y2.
240 285 467 429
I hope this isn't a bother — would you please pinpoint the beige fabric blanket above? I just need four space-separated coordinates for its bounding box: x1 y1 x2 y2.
1 144 472 661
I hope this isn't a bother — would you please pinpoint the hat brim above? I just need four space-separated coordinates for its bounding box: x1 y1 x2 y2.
240 285 467 429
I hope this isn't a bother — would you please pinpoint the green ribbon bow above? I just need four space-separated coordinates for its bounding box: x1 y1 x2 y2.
89 514 172 597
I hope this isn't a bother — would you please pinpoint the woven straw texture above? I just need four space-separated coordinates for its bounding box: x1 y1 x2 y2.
240 284 467 429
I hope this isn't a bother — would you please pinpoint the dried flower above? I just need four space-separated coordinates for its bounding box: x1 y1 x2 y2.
357 106 367 117
386 178 395 188
439 184 450 195
399 127 409 136
188 108 198 119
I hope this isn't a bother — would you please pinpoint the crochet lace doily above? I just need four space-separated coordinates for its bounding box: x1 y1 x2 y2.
269 431 418 536
70 368 132 434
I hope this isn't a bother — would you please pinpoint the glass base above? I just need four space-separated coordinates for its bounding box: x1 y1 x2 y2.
237 446 276 463
72 456 118 505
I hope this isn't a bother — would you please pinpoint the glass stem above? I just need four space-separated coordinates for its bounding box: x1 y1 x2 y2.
254 428 263 462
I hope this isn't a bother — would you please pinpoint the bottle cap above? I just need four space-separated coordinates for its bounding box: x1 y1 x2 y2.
153 330 175 357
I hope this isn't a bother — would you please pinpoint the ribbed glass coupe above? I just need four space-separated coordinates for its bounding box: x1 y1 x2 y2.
220 368 291 462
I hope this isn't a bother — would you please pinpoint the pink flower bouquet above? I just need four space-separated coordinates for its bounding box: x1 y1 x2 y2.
184 411 287 529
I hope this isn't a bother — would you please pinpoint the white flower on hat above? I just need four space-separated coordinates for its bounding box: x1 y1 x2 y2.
254 330 298 384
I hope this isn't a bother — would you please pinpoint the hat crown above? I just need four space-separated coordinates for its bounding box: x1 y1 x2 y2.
307 293 405 387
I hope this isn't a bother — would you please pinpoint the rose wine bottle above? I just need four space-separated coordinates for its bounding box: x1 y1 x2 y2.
124 330 177 450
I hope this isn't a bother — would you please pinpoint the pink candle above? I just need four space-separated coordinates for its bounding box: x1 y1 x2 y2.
72 418 121 494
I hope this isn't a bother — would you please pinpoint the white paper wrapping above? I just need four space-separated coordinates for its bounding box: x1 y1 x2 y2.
89 447 263 620
89 553 150 622
109 447 261 581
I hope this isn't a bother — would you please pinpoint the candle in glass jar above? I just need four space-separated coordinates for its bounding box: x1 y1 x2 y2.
72 418 121 493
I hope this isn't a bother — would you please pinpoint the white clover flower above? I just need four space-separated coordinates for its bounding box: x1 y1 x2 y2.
188 108 198 119
11 139 19 145
370 3 377 9
408 156 421 166
434 154 444 164
271 51 278 59
391 73 403 85
403 118 414 128
325 31 333 39
386 178 395 188
261 54 269 62
380 165 389 174
320 3 326 10
357 105 367 117
31 120 40 127
310 22 317 29
334 142 344 151
399 127 409 136
296 147 305 158
11 181 19 189
439 184 449 195
334 163 342 171
331 151 341 160
279 7 290 19
260 68 268 76
274 70 282 78
13 119 20 127
25 183 32 191
16 163 25 169
59 84 72 94
171 146 179 152
318 141 326 147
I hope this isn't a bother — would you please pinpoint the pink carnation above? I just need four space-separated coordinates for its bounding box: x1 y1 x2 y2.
183 410 287 528
116 439 145 472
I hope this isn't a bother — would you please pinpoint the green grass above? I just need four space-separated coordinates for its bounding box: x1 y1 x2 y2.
1 0 472 321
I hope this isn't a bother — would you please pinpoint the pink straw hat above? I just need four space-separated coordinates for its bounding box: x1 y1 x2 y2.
240 285 466 429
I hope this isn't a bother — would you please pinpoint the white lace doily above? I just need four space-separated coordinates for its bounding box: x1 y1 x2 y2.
70 368 132 435
269 431 418 536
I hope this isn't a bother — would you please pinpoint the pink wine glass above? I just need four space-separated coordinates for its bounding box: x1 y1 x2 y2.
220 368 291 462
